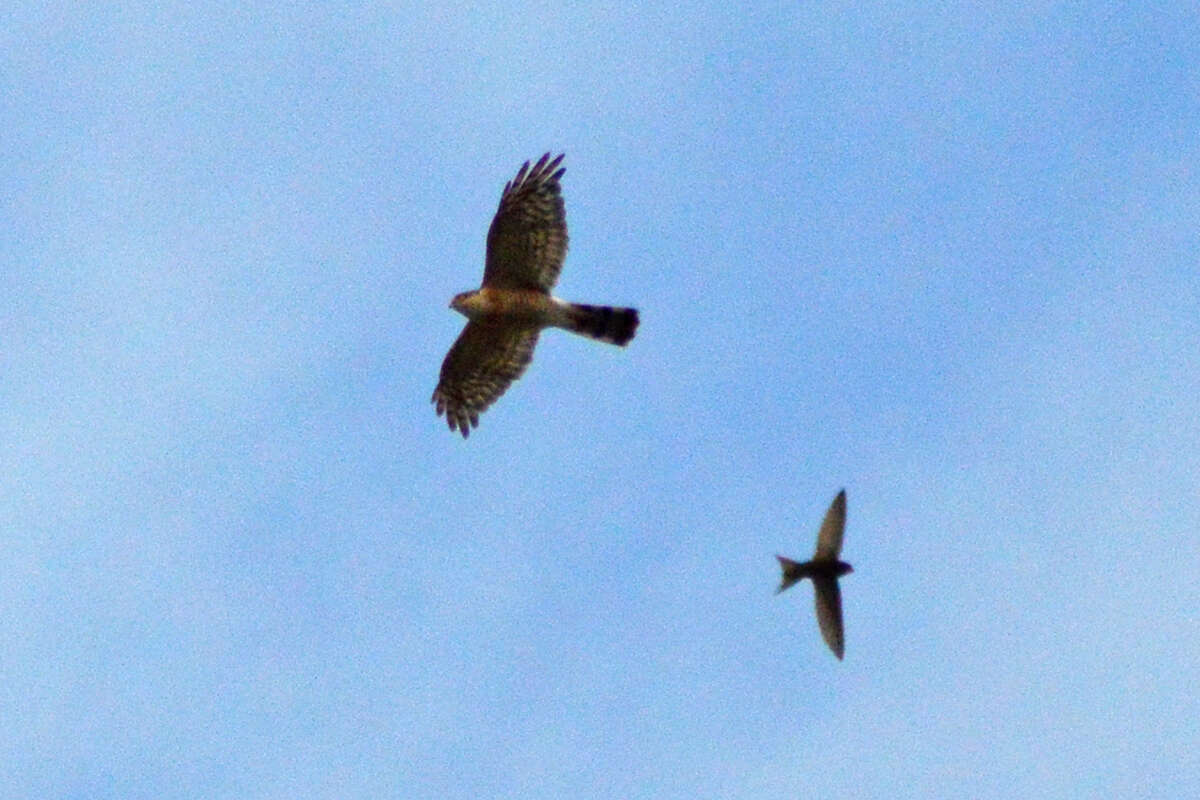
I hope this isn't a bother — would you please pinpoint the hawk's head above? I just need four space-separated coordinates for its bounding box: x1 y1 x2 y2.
449 290 486 319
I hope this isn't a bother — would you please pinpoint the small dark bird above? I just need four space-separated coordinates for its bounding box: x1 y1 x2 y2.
776 489 853 660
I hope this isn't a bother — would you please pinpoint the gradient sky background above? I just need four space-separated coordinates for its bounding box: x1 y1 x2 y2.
3 2 1198 798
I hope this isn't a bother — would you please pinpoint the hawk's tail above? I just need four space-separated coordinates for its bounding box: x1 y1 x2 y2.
565 304 639 346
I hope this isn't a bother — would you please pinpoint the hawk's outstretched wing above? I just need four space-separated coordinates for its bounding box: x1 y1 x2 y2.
432 321 540 438
482 153 568 292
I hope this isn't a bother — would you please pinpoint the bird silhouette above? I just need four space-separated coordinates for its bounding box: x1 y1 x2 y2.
776 489 853 660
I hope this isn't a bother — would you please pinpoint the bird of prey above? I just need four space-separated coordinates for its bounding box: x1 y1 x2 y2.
432 153 639 438
776 489 853 660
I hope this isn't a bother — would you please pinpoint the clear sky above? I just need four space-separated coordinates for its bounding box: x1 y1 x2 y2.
3 2 1198 798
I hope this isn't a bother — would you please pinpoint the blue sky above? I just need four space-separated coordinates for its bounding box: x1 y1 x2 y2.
3 2 1198 798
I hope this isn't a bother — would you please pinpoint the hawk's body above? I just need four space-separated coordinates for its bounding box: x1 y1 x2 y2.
432 154 639 437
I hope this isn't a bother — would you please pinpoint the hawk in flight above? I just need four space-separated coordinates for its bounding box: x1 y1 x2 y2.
776 490 853 660
432 153 639 437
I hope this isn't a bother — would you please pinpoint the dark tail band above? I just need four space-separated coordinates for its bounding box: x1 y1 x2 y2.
568 304 639 346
